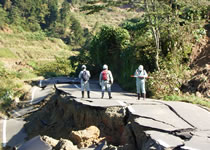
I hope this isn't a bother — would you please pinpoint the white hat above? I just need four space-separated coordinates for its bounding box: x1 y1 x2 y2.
138 65 143 71
82 65 86 69
103 64 108 69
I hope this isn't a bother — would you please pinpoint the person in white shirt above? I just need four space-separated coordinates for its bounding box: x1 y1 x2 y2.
134 65 148 100
99 64 114 99
78 65 91 98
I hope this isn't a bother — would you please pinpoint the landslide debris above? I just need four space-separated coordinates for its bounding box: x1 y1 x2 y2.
181 64 210 98
182 24 210 98
24 93 132 149
23 88 210 150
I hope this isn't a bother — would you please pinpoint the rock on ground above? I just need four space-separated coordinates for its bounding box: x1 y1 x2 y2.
70 125 105 148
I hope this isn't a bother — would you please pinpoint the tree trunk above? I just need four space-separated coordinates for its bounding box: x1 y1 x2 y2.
151 27 160 71
144 0 160 71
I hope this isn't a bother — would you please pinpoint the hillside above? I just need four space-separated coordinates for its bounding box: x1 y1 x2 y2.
0 29 76 113
0 0 209 113
0 0 145 114
70 6 141 30
181 24 210 99
0 29 75 78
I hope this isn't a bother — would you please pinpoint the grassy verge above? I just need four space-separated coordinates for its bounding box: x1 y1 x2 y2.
164 94 210 109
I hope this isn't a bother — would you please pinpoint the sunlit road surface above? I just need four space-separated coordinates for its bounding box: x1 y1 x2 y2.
0 118 27 148
1 77 210 150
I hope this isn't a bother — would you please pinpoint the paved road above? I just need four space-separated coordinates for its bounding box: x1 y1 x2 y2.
56 82 210 150
1 77 210 150
0 77 78 149
0 118 27 148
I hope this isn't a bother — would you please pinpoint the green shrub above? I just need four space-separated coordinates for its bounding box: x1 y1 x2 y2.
147 68 185 98
193 27 206 42
30 57 75 78
25 31 46 41
0 89 13 111
0 69 23 112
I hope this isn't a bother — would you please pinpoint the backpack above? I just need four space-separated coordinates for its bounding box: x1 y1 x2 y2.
102 70 108 81
82 71 89 81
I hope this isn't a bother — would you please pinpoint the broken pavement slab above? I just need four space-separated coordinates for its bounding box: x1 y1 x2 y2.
144 130 184 149
17 78 210 150
128 101 194 130
181 135 210 150
55 83 210 150
18 135 52 150
0 118 27 148
158 101 210 130
73 98 127 108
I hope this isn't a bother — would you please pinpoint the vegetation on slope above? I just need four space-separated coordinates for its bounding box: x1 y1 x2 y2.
0 0 209 112
0 30 76 113
0 0 140 112
74 0 210 106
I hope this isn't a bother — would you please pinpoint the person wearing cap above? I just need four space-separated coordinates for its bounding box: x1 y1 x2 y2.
99 64 114 99
78 65 91 98
134 65 148 100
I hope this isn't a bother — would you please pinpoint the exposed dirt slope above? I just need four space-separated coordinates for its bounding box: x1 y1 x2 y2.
181 23 210 98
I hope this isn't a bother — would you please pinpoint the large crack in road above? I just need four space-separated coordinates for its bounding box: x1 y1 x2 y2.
1 77 210 150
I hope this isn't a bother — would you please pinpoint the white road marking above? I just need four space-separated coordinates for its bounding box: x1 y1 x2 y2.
128 106 135 113
2 117 7 147
39 80 42 87
12 110 21 117
30 87 38 105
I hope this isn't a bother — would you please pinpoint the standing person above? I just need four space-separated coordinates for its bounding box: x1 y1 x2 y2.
79 65 91 98
134 65 148 100
99 64 114 99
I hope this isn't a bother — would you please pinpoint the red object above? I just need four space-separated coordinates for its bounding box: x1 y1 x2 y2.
102 70 108 80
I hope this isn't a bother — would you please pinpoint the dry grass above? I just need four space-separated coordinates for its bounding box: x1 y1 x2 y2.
0 32 72 60
0 29 76 113
71 6 142 32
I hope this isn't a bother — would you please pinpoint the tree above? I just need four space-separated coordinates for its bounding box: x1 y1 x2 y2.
45 0 58 28
60 0 71 28
81 0 209 72
89 25 130 78
69 16 85 46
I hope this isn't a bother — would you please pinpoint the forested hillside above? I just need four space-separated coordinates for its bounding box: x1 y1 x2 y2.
0 0 209 112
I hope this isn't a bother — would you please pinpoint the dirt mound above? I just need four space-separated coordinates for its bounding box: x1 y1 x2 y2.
190 37 210 68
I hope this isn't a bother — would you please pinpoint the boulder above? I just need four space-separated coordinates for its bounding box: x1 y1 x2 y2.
70 125 105 148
